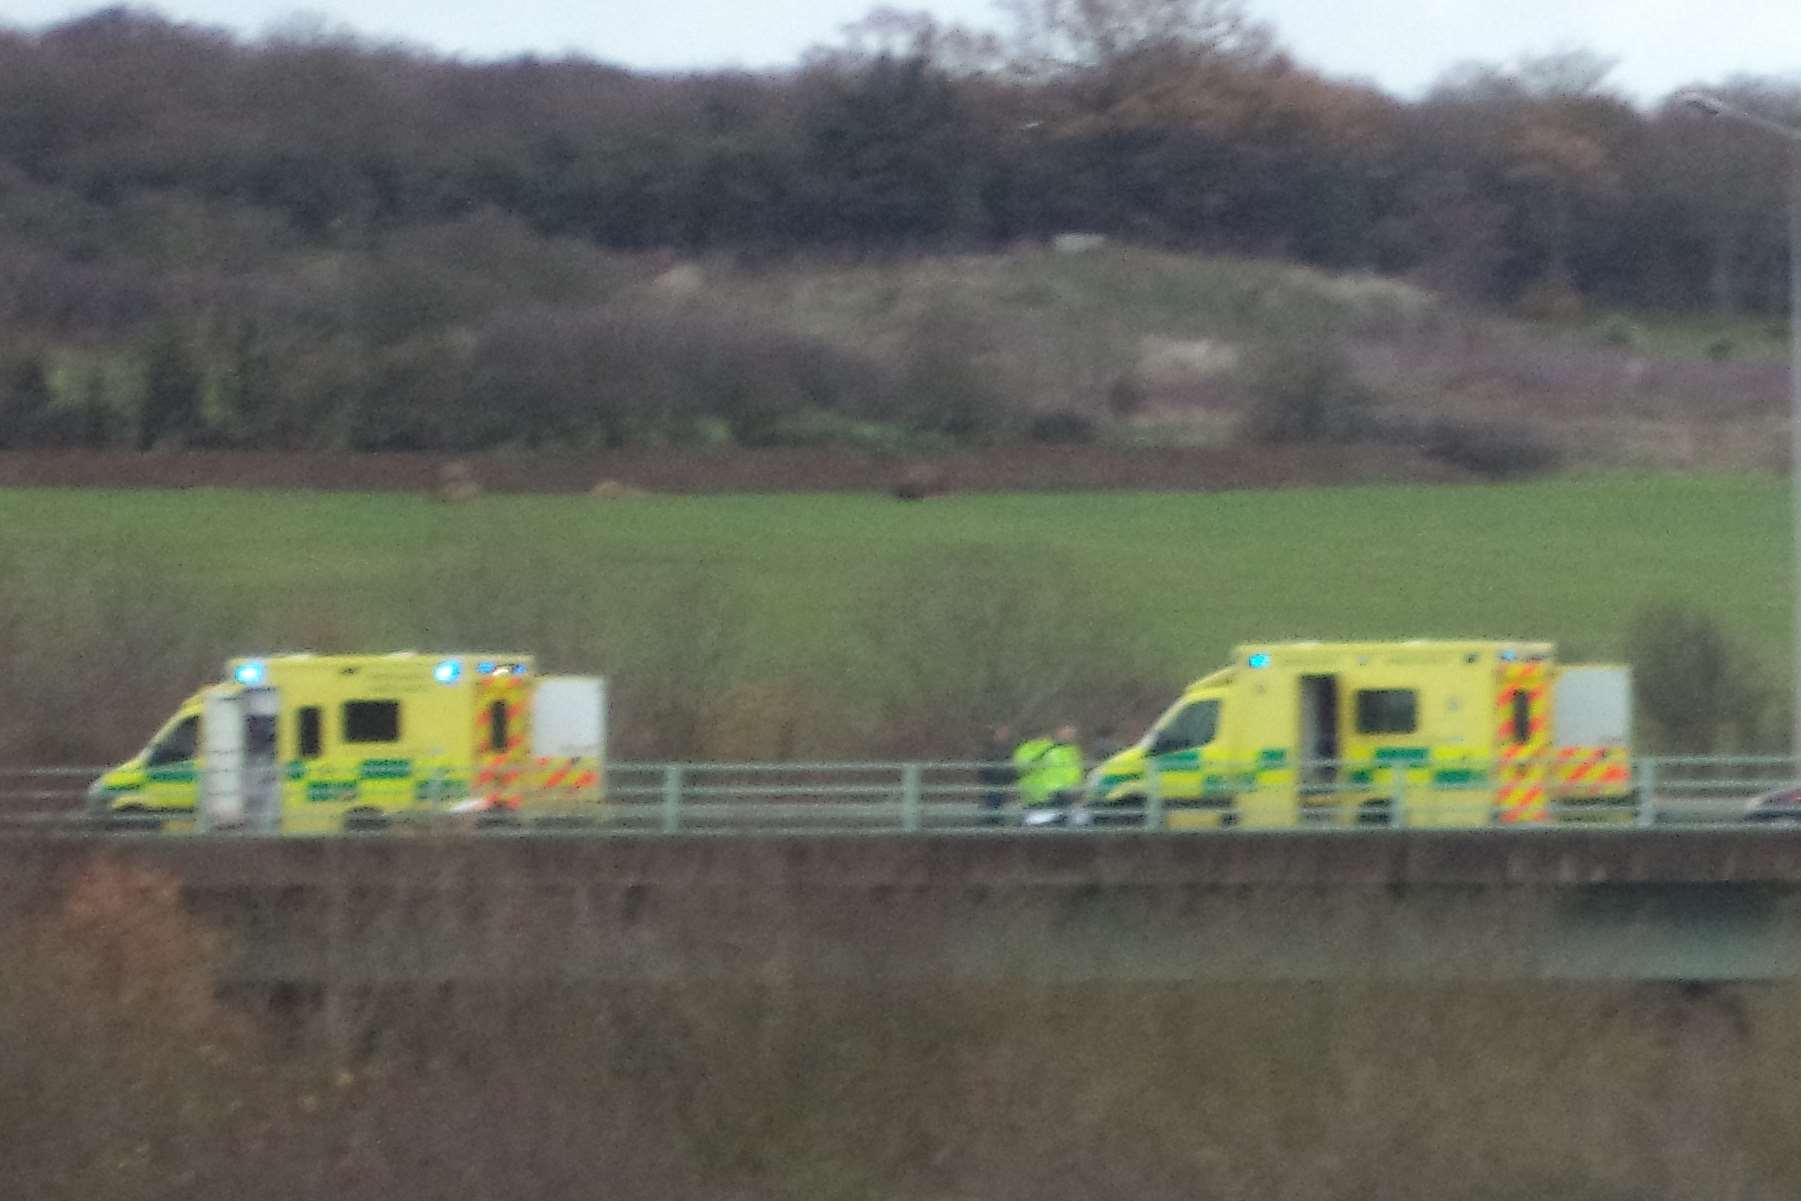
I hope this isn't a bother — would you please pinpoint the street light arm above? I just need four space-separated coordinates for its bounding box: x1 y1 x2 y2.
1676 90 1801 147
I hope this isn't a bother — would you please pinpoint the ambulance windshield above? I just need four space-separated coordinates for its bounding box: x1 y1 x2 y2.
1152 698 1220 753
146 715 198 767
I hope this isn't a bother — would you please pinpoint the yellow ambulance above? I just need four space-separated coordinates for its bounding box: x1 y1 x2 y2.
1086 640 1633 828
86 653 605 833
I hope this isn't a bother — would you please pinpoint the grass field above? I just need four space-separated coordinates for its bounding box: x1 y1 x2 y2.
9 474 1784 656
3 474 1786 759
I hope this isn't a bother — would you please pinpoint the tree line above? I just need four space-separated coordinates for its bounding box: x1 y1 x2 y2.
0 0 1797 452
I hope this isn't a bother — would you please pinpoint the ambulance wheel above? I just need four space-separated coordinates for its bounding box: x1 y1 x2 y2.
108 804 163 833
1091 799 1145 828
342 807 390 833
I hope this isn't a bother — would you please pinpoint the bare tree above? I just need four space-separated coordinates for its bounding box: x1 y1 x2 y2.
998 0 1272 80
812 6 1005 74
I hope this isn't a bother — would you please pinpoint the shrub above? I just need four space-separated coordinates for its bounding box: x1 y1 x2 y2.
0 858 254 1201
759 408 910 449
136 320 206 450
1105 373 1148 420
1517 274 1586 323
7 854 1801 1201
0 349 56 448
1240 339 1373 445
849 547 1169 755
394 555 748 761
1626 603 1772 753
1026 408 1098 443
0 347 112 447
1598 314 1644 351
460 306 889 450
0 551 248 763
889 302 1016 440
345 333 470 451
3 811 1801 1201
1414 417 1562 480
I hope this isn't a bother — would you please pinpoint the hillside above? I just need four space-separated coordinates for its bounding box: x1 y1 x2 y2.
686 246 1790 471
0 8 1795 468
4 238 1787 474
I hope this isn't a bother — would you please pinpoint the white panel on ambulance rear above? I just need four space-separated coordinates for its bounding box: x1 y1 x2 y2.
1553 666 1631 747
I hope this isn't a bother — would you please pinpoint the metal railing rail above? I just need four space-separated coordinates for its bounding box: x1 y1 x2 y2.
3 755 1800 835
0 766 99 816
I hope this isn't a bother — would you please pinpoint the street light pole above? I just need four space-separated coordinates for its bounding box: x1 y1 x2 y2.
1678 91 1801 767
1791 154 1800 768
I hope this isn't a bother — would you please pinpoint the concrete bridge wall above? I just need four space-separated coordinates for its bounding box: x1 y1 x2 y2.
11 830 1801 984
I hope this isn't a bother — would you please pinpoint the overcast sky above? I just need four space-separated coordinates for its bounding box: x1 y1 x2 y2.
6 0 1798 102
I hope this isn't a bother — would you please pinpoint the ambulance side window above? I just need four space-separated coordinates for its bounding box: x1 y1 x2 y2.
487 701 508 752
297 707 323 759
1356 689 1418 735
147 716 198 767
247 715 278 757
343 700 401 744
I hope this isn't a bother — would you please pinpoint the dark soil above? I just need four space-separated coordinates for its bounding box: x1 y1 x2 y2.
0 445 1474 496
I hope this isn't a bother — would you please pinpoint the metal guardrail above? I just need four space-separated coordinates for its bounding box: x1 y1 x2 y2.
4 757 1801 835
0 766 101 828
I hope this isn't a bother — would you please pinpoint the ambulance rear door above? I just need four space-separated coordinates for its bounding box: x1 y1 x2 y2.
532 676 606 805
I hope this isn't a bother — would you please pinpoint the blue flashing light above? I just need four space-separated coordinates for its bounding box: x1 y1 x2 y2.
433 658 462 685
510 662 528 676
1248 652 1271 669
477 661 496 675
1500 648 1518 662
234 660 266 686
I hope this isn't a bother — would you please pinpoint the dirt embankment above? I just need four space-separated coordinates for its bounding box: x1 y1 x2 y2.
0 445 1472 495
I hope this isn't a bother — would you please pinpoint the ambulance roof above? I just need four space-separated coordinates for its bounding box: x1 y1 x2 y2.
223 652 535 687
1231 640 1556 666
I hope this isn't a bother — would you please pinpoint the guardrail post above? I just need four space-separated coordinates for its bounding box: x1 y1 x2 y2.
1392 765 1407 829
900 763 922 833
661 765 684 834
1636 758 1657 828
1145 759 1163 830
